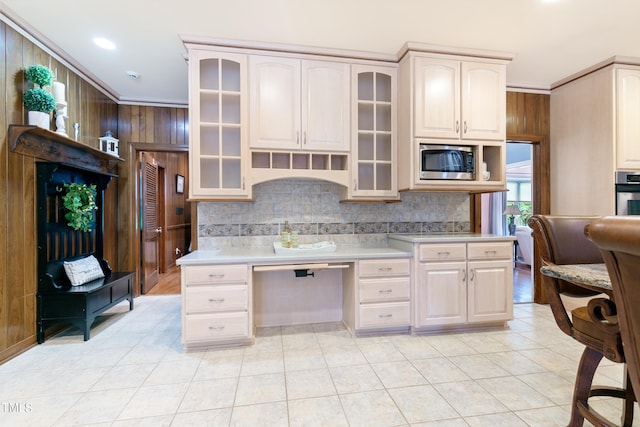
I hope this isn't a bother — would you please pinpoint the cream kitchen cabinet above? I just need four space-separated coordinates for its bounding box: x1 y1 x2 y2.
345 258 411 334
413 56 506 141
181 264 253 350
551 60 640 216
249 56 350 152
414 241 513 330
616 68 640 170
187 49 250 199
348 64 398 200
396 45 512 192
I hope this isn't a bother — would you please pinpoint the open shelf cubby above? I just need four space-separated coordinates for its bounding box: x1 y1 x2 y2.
251 151 348 171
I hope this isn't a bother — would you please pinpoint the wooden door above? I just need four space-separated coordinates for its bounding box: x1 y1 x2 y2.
467 259 513 323
616 68 640 170
302 60 350 152
413 57 460 139
249 56 301 150
415 261 467 327
141 153 162 294
461 61 506 140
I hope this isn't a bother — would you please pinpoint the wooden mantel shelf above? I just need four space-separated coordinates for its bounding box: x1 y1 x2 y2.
9 125 123 176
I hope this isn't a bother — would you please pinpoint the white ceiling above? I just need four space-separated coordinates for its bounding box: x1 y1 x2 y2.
3 0 640 106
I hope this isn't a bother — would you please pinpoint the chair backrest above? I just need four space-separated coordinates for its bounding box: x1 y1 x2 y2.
528 215 603 266
528 215 603 335
587 216 640 398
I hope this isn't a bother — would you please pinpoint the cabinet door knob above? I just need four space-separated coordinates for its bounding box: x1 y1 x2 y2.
464 121 468 134
456 120 460 133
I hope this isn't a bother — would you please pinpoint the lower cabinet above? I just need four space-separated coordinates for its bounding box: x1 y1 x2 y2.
181 264 253 349
352 258 411 333
414 241 513 330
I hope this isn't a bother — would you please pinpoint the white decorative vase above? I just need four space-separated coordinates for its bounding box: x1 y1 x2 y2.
28 111 51 130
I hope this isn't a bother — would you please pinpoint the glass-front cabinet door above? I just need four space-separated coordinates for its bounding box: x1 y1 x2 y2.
350 65 398 199
189 49 250 199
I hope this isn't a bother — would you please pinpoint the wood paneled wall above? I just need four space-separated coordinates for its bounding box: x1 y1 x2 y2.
0 17 190 362
506 91 551 304
0 21 119 362
117 106 189 295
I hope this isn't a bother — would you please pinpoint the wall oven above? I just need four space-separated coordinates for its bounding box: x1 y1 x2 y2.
615 171 640 215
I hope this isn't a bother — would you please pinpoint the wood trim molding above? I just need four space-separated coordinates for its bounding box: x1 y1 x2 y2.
9 125 122 175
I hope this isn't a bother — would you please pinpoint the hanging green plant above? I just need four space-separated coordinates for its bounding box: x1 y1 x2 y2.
62 183 98 232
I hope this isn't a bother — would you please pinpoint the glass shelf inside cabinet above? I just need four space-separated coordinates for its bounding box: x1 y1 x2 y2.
355 70 393 193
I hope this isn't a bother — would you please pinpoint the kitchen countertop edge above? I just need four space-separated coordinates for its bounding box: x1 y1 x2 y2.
178 233 516 265
177 246 411 266
388 233 517 243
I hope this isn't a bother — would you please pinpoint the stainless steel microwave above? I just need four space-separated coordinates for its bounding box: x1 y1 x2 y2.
419 143 475 180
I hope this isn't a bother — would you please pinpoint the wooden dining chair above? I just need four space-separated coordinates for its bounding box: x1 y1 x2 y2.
528 215 633 427
588 216 640 425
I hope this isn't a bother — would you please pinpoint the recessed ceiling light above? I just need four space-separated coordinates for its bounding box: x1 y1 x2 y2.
93 37 116 50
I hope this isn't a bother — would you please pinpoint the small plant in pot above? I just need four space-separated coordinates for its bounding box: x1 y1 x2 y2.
23 65 56 129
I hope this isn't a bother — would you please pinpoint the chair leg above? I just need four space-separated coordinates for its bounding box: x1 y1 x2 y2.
621 371 634 427
569 346 603 427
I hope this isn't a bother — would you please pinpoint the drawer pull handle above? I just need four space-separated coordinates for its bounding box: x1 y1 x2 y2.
378 267 393 272
484 250 497 255
209 298 225 303
378 289 393 294
437 251 450 256
209 325 225 331
379 314 393 318
209 273 225 279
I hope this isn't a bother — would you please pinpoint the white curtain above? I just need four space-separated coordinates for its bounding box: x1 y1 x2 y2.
488 191 507 235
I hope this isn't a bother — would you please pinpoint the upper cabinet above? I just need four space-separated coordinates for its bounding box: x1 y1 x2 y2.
182 37 514 199
550 60 640 215
249 56 350 152
349 64 398 200
616 68 640 170
413 57 506 141
397 45 512 192
413 57 506 140
188 49 250 199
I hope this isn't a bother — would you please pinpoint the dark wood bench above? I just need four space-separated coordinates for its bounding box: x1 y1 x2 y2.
37 256 133 343
36 161 135 343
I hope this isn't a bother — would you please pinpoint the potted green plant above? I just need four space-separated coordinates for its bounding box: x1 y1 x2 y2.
62 183 98 232
23 65 56 129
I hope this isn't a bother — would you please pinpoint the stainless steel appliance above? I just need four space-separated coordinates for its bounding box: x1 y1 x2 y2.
615 171 640 215
419 142 475 180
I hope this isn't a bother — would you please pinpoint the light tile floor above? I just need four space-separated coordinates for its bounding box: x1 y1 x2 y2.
0 296 637 426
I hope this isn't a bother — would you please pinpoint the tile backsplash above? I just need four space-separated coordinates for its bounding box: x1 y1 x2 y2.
197 179 470 249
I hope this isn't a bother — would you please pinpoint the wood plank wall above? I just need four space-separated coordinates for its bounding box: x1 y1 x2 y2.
506 91 551 304
0 18 189 363
117 106 189 295
0 21 119 362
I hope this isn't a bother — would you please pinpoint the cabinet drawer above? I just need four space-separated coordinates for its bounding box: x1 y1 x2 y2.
359 259 410 277
419 243 466 262
467 242 513 260
184 312 249 341
358 302 410 328
184 264 248 284
185 285 248 313
359 278 410 303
